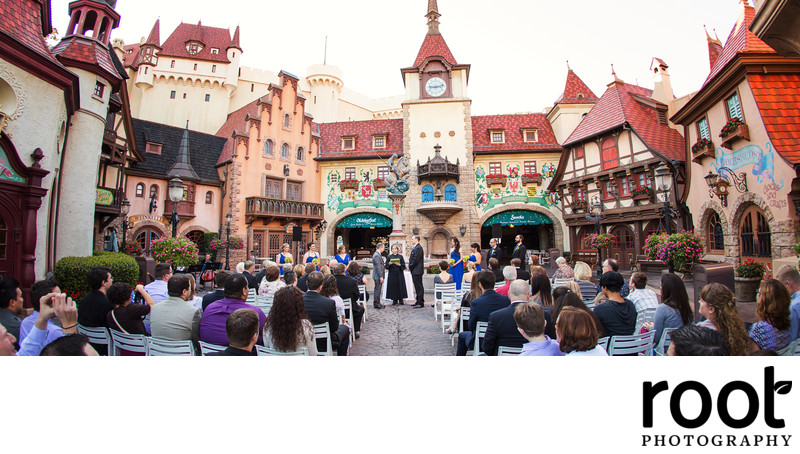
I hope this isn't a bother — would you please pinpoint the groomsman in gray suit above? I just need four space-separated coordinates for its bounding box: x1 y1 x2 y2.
371 243 386 309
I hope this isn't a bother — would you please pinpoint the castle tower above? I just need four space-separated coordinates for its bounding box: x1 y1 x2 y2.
547 63 599 144
306 64 344 124
134 18 160 89
224 25 242 96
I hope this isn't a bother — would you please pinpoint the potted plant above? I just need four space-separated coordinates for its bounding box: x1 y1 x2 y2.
339 179 360 191
719 117 749 149
122 240 144 256
584 233 616 250
691 138 715 161
734 259 766 303
571 199 587 212
149 236 201 269
632 185 654 202
486 173 507 186
521 172 543 185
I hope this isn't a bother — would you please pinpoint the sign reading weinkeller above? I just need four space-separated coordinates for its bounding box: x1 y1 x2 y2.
128 214 170 226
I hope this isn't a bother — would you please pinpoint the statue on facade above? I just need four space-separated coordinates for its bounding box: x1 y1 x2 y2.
384 154 410 194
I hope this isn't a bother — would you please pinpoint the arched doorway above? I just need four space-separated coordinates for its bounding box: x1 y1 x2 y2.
333 212 393 260
185 230 204 254
609 225 635 269
480 209 555 263
739 205 771 269
706 212 725 255
135 227 162 256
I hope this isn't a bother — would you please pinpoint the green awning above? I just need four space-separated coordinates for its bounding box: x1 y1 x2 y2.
337 213 393 229
483 210 553 227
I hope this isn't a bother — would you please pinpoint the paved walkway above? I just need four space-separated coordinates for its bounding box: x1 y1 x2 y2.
350 295 456 356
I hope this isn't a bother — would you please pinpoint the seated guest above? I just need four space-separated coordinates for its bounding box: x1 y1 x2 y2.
242 260 259 290
320 265 331 276
697 283 751 356
200 273 266 347
18 279 64 347
551 287 602 335
40 334 99 356
641 273 692 344
628 272 659 312
573 261 597 301
529 266 548 281
284 271 298 287
202 270 230 311
296 263 317 292
13 293 79 356
483 280 533 356
253 259 269 286
514 302 563 356
556 306 607 356
596 259 629 297
668 325 730 356
107 283 156 335
434 260 453 295
551 257 574 281
263 287 317 355
332 263 364 336
447 275 485 335
320 275 347 326
144 263 172 303
258 265 286 298
530 255 540 267
0 279 23 348
0 322 15 356
236 262 245 274
462 261 476 287
749 279 792 351
488 258 504 283
207 309 260 356
78 266 114 328
456 270 510 356
774 265 800 341
511 259 530 283
304 271 349 356
150 274 202 346
495 266 517 296
593 272 636 337
347 261 368 302
293 264 306 280
531 273 555 339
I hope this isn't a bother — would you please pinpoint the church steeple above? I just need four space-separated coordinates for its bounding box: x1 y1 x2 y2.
426 0 441 35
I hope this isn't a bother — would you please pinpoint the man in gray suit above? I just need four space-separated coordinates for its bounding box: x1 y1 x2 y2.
150 274 202 350
371 243 386 309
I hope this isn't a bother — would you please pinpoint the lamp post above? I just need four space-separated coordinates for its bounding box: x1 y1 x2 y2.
120 198 130 250
588 196 603 279
654 163 674 273
704 168 747 208
167 177 184 237
225 213 232 271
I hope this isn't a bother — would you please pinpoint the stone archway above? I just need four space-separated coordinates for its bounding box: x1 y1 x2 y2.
424 226 454 259
697 201 733 262
325 207 393 256
729 193 780 266
477 203 564 250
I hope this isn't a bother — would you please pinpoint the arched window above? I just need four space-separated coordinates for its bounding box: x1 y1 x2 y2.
135 183 144 197
281 143 289 158
444 184 457 202
205 191 213 204
421 185 434 202
186 230 204 252
601 137 619 170
149 184 159 200
135 228 161 255
740 206 771 259
708 212 724 253
264 139 273 155
283 114 291 129
296 147 304 161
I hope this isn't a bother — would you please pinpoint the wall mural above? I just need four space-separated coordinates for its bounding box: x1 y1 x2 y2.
325 169 392 214
475 163 559 212
713 142 784 190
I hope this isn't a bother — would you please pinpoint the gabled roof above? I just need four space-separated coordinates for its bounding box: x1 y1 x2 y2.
158 22 236 63
130 118 226 183
0 0 63 66
563 81 685 161
413 33 457 67
214 98 260 166
471 114 562 153
704 3 775 86
555 69 599 105
748 73 800 165
318 119 403 161
122 43 140 68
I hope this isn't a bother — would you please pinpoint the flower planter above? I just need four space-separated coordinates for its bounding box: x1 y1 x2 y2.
486 176 507 186
691 141 715 162
339 180 359 191
734 276 761 303
720 124 749 149
571 201 587 212
521 175 543 185
632 192 654 205
372 179 387 189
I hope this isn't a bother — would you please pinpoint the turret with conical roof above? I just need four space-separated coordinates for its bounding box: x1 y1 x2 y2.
168 121 200 181
547 62 599 144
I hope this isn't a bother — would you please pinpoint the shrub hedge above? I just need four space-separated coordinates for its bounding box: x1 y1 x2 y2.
54 251 139 303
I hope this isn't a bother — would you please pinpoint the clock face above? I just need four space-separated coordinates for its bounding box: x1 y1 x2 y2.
425 77 447 97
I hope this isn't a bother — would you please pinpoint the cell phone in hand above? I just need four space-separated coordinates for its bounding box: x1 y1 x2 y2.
131 290 143 305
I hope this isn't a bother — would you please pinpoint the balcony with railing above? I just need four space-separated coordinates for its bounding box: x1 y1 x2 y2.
245 197 325 222
417 144 460 183
163 199 196 218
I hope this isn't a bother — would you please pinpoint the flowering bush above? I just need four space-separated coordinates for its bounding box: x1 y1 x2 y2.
122 240 143 256
631 186 653 198
427 264 441 274
736 259 767 279
208 238 227 252
150 236 200 268
720 117 745 137
584 233 616 249
644 231 703 271
227 236 245 250
691 138 714 153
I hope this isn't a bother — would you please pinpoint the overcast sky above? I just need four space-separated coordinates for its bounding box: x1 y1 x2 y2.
52 0 747 115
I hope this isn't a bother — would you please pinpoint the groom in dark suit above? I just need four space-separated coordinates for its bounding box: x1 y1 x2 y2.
409 235 425 308
487 238 502 263
511 234 527 267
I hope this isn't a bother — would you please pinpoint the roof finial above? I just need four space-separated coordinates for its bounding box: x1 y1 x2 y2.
611 63 617 78
426 0 441 35
566 60 571 71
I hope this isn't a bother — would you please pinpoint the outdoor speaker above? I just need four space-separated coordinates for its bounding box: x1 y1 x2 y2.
293 226 303 242
492 223 502 239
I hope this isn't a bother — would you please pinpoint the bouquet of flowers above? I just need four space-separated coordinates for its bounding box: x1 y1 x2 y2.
284 256 292 263
449 258 456 266
312 258 320 265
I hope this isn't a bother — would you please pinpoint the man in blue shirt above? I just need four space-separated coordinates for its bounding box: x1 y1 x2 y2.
9 293 79 356
0 278 23 348
18 278 64 346
143 263 172 332
776 265 800 341
596 258 630 298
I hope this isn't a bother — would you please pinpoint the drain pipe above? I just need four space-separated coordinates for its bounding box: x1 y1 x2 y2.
47 119 71 273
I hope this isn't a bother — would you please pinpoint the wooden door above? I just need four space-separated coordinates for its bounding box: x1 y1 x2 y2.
739 206 772 273
135 228 161 256
609 225 635 269
0 211 13 280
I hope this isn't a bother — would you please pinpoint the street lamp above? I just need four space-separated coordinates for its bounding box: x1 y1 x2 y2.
167 177 184 237
120 198 131 250
225 212 232 271
654 163 674 273
588 195 603 279
704 168 747 207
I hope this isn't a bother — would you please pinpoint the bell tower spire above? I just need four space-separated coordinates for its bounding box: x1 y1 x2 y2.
426 0 441 35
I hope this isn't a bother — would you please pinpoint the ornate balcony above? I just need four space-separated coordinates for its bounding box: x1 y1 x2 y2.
417 144 460 183
416 202 462 225
245 197 325 223
163 199 196 219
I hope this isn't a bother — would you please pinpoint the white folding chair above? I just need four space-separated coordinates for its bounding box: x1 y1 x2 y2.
583 299 596 310
597 336 610 351
497 346 523 356
342 298 355 342
253 302 272 316
635 307 658 333
440 290 457 333
256 295 274 305
256 346 310 356
357 284 368 322
654 327 677 356
109 329 147 356
553 277 574 288
246 292 257 303
77 325 110 354
607 331 656 356
452 306 470 346
777 338 800 356
472 321 489 356
540 255 551 267
312 322 333 356
146 338 196 356
433 283 456 321
199 341 227 356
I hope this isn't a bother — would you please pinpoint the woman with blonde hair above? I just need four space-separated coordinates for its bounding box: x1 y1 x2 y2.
697 283 751 356
573 261 597 301
749 279 792 350
319 265 331 276
293 264 305 277
276 243 293 276
462 260 477 286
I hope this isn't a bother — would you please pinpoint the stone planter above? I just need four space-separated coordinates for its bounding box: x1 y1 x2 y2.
720 124 749 149
734 276 761 303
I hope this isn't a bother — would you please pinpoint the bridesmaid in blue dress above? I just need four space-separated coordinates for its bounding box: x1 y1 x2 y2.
469 243 482 271
276 243 293 276
332 245 351 269
450 237 464 290
302 242 320 271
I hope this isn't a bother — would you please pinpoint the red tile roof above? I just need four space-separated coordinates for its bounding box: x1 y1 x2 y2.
159 22 236 63
471 114 562 153
564 81 685 161
318 119 403 160
704 4 775 86
53 37 125 83
706 33 723 71
214 98 260 165
145 19 160 47
747 73 800 165
555 69 599 105
413 33 457 67
0 0 61 65
122 43 141 68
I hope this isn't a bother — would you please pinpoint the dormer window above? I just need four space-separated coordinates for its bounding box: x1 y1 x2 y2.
523 129 538 143
490 130 505 144
145 142 162 155
186 42 203 55
373 135 386 149
210 48 219 54
342 137 356 151
577 94 585 99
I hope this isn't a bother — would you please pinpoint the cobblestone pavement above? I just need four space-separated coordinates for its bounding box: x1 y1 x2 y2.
350 294 456 356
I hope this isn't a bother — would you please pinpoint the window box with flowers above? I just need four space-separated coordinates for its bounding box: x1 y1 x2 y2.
486 174 507 186
339 179 360 191
372 178 387 189
691 138 715 161
521 173 543 185
570 199 587 212
734 259 766 303
631 185 654 203
719 118 749 149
